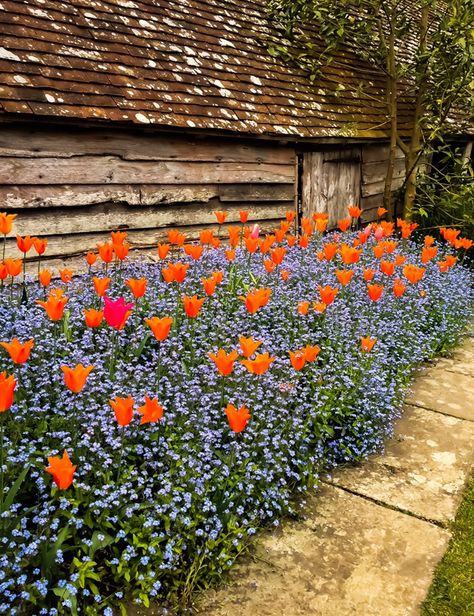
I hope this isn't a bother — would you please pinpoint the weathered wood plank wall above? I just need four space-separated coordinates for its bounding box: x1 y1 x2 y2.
0 126 296 264
302 144 405 226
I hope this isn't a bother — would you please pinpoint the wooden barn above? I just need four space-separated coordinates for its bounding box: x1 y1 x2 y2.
0 0 425 267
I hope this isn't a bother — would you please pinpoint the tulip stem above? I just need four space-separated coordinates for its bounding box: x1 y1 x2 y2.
219 378 225 409
116 427 126 484
109 331 117 380
156 343 161 393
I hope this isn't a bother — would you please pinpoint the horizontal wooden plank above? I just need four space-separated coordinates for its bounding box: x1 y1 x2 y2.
219 183 294 202
0 127 296 165
4 219 284 260
362 158 406 185
0 157 295 185
362 176 405 197
0 184 222 209
10 202 292 237
361 144 405 163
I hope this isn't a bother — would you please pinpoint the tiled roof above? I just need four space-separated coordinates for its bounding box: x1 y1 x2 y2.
0 0 416 139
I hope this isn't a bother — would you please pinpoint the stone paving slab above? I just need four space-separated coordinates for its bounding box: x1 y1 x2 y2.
198 484 450 616
433 336 474 377
328 405 474 524
406 366 474 421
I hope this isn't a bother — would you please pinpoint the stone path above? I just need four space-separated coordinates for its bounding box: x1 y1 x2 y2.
198 334 474 616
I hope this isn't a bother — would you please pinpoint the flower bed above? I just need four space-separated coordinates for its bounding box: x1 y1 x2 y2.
0 211 472 615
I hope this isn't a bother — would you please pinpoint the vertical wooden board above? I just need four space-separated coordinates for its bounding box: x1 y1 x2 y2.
301 152 326 219
325 160 361 228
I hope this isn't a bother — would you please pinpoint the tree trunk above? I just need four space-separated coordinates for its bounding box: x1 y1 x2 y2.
383 27 398 218
403 6 430 220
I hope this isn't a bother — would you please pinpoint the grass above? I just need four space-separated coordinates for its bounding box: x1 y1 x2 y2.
422 473 474 616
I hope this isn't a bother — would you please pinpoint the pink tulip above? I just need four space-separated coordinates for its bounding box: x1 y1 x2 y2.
103 297 134 330
250 224 260 239
374 226 384 241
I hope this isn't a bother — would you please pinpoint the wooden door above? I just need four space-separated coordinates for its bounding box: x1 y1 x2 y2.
302 148 361 228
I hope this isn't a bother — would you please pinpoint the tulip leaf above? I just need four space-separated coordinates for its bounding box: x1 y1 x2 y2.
1 465 29 512
133 333 150 357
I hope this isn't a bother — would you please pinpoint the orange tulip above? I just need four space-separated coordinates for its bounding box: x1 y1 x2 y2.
274 228 286 243
86 252 97 266
393 279 406 297
199 229 215 245
373 243 385 259
182 295 205 318
45 450 76 490
0 213 17 236
398 220 418 239
97 242 114 263
361 337 377 352
168 229 186 246
281 269 289 281
162 262 189 284
238 336 262 358
227 226 241 247
244 237 260 253
138 396 164 425
394 254 406 266
383 240 398 254
259 236 274 255
339 244 362 265
109 395 134 426
125 278 147 299
285 210 296 223
239 210 249 224
36 293 68 321
225 249 236 262
315 218 328 233
301 218 313 236
5 258 22 277
298 301 310 315
61 364 93 393
367 283 384 301
145 316 173 341
59 268 73 284
322 243 338 261
424 235 435 247
0 338 34 364
380 260 395 277
211 271 224 285
363 268 376 281
271 247 286 265
93 276 111 297
319 285 339 306
338 218 352 232
16 235 34 254
313 301 327 313
0 263 8 280
286 235 297 247
111 230 127 245
211 236 221 249
208 349 239 376
113 242 130 261
335 269 354 286
302 344 320 362
214 211 228 224
264 259 276 273
225 403 251 433
157 243 170 259
455 237 473 250
33 237 48 255
299 235 309 248
239 288 271 313
289 350 306 371
348 205 362 218
184 244 204 260
241 352 275 375
202 276 217 295
39 269 52 287
403 264 426 284
84 308 104 328
421 246 438 263
377 207 387 218
0 372 16 412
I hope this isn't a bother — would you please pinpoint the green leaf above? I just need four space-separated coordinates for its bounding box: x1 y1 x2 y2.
1 465 30 512
53 587 78 615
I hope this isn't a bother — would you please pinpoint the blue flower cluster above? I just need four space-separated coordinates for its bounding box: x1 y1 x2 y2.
0 229 472 614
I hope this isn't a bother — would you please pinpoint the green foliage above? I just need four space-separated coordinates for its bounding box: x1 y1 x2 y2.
422 473 474 615
414 144 474 239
